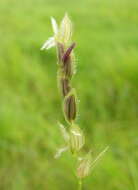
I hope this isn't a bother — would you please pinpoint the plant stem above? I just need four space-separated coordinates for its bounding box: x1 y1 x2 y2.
78 179 82 190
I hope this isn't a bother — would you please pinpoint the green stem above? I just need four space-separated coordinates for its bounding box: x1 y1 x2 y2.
78 179 82 190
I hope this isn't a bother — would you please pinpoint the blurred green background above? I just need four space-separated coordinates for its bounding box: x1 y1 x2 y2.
0 0 138 189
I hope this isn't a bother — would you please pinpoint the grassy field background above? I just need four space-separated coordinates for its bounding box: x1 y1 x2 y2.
0 0 138 189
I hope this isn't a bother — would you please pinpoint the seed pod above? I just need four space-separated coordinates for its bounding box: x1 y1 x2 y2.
77 152 92 179
60 78 71 96
57 43 65 64
64 91 77 123
69 125 85 154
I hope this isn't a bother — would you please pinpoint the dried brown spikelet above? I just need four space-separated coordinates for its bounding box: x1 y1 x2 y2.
62 43 76 63
62 56 73 78
60 78 71 97
61 43 76 78
64 91 77 123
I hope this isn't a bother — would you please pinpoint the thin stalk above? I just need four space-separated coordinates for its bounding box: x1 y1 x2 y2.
78 179 82 190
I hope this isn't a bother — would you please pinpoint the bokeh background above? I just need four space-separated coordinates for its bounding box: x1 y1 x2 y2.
0 0 138 189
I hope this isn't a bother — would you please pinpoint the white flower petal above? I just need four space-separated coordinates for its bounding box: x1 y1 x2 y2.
51 17 58 35
54 146 68 159
40 37 55 50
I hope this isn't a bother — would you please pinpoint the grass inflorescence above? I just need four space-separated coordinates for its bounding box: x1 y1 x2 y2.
41 14 109 189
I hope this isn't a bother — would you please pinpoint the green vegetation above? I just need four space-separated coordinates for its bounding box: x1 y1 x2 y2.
0 0 138 189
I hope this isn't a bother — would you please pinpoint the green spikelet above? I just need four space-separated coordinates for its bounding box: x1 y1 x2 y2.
69 124 85 154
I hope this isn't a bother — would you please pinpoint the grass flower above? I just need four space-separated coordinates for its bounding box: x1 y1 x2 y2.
41 13 72 50
77 146 109 179
55 123 85 158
